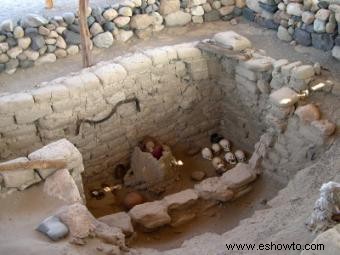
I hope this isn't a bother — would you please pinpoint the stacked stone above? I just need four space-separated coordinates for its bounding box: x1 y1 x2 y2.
243 0 340 60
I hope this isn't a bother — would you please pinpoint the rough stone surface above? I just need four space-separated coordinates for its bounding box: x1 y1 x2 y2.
98 212 134 236
220 163 256 190
213 30 252 51
165 11 192 27
129 201 171 229
163 189 199 209
44 169 83 204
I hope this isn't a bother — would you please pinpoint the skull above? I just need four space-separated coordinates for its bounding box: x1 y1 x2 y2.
235 150 246 162
201 147 213 160
212 157 226 174
219 139 231 152
224 152 237 165
145 141 155 153
211 143 221 154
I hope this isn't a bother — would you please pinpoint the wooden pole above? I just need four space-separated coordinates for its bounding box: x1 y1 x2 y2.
79 0 92 67
0 160 67 172
45 0 54 9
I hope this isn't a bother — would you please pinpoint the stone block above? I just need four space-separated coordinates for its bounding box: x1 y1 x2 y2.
98 212 134 236
221 163 256 190
44 169 83 204
213 31 252 51
15 103 52 124
129 201 171 229
269 87 299 107
177 44 202 59
241 57 273 72
163 189 199 210
194 177 234 201
0 93 34 114
117 53 152 73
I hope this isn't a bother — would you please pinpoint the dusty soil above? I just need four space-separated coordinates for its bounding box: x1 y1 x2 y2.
1 19 340 94
85 142 283 251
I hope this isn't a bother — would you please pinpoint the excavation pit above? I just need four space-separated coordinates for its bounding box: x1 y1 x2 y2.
0 31 338 255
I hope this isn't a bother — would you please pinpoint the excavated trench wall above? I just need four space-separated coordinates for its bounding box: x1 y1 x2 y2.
0 37 338 184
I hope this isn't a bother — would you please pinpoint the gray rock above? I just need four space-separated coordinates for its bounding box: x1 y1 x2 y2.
294 28 312 46
93 32 114 48
0 63 5 73
103 22 116 32
335 36 340 46
165 11 191 27
87 16 96 27
332 46 340 60
277 25 293 42
36 216 69 241
0 19 14 32
68 24 80 33
311 33 334 51
19 59 34 68
21 14 49 28
5 58 19 74
6 37 17 47
63 12 76 25
0 42 9 52
98 212 134 236
204 10 221 22
47 45 56 53
30 35 46 50
63 30 81 45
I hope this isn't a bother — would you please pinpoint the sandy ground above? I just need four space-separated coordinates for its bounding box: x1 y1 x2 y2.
0 0 114 22
1 19 340 94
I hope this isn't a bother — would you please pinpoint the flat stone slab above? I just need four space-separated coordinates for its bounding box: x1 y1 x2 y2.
213 31 252 51
220 163 256 190
163 189 198 210
194 177 234 202
269 87 299 107
129 201 171 229
241 57 273 72
98 212 134 236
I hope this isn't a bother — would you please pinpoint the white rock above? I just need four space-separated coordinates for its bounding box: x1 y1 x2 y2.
269 87 299 107
332 46 340 61
286 3 304 16
119 7 133 17
103 8 118 21
98 212 134 236
194 177 234 201
44 169 83 204
56 36 67 49
66 45 79 55
213 31 252 51
35 53 57 65
221 163 257 190
18 37 31 50
191 6 205 16
129 201 171 229
159 0 180 15
291 65 314 79
115 29 134 42
114 16 131 28
93 32 114 48
165 11 192 27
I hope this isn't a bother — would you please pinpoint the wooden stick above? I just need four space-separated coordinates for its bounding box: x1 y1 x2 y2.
45 0 54 9
79 0 92 67
0 160 67 172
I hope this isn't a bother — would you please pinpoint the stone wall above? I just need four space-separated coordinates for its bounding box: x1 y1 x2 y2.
0 31 338 182
0 42 224 178
243 0 340 60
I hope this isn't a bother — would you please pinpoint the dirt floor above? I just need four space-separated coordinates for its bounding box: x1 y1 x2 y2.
1 19 340 94
85 146 284 251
